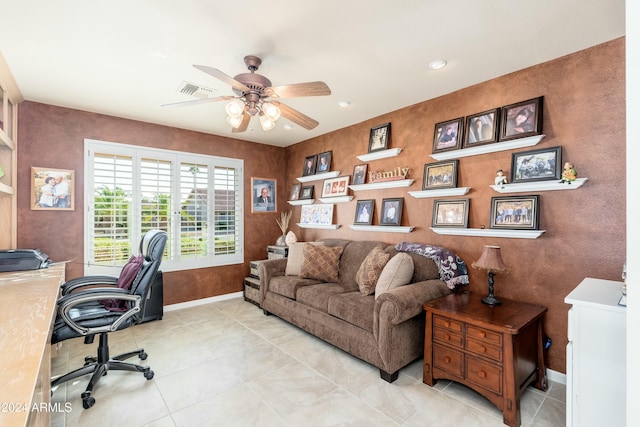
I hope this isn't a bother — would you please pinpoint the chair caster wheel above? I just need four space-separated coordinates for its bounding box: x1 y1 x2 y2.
144 369 154 380
139 352 148 360
81 392 95 409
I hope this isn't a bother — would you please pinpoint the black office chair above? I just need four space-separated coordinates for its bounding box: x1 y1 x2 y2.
51 229 167 409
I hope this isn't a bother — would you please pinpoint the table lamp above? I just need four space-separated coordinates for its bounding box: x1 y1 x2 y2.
472 245 509 306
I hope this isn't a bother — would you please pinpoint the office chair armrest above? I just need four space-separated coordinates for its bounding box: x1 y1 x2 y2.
57 288 142 336
61 275 119 295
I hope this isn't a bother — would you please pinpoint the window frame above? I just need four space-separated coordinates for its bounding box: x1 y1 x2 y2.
84 139 244 274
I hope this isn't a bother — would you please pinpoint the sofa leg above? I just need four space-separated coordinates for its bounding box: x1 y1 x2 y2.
262 309 271 316
380 369 399 383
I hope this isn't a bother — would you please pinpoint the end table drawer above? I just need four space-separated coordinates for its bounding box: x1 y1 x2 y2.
434 327 463 348
466 338 502 362
433 315 463 333
433 343 464 377
466 325 502 346
466 357 502 395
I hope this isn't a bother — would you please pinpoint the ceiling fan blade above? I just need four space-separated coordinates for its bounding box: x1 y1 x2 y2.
266 81 331 98
161 96 233 108
271 101 319 130
232 111 251 133
193 64 250 92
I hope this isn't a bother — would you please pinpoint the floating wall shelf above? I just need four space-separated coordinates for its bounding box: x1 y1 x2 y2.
408 187 471 198
296 223 341 230
318 196 353 204
356 148 402 162
349 225 415 233
430 134 545 161
430 227 545 239
349 179 414 192
490 178 588 193
297 171 340 183
287 199 314 205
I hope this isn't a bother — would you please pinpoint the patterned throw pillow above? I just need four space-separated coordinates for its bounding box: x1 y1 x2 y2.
285 241 325 276
299 244 344 282
355 246 390 295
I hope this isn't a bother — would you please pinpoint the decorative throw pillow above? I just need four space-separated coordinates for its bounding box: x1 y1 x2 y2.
285 241 325 276
102 254 145 311
375 253 414 299
299 244 343 282
355 246 390 295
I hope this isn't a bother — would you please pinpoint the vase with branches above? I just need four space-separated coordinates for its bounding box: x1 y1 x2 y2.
275 210 292 246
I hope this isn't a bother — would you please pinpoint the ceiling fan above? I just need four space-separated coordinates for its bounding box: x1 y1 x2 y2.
162 55 331 132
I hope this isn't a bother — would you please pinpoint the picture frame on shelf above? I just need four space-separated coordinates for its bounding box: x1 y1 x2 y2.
368 123 391 153
30 166 75 211
321 175 350 198
432 117 464 153
422 159 459 190
300 185 314 200
251 177 276 213
316 150 332 173
352 164 368 185
431 198 469 228
490 195 540 230
300 203 334 225
354 199 375 225
463 108 499 148
302 154 318 176
289 183 301 201
380 197 403 226
511 145 562 183
499 96 544 141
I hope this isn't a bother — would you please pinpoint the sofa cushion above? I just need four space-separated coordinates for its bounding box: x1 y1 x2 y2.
296 283 347 312
375 253 414 299
285 241 325 276
269 275 322 299
355 246 390 295
300 244 343 282
384 247 440 282
327 291 375 332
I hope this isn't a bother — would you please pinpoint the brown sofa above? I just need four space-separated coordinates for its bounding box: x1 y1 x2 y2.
259 239 462 382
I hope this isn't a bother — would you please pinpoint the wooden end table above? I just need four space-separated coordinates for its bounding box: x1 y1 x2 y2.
423 291 547 427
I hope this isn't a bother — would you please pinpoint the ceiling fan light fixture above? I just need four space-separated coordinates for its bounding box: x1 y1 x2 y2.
226 114 243 129
262 102 281 121
259 113 276 131
225 98 245 117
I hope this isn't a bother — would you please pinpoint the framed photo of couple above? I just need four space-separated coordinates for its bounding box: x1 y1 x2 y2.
31 167 75 211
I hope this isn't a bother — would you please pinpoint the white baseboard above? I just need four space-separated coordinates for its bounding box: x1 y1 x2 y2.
164 291 243 312
546 368 566 385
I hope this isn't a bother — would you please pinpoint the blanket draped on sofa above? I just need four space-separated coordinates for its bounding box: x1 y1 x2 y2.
395 242 469 289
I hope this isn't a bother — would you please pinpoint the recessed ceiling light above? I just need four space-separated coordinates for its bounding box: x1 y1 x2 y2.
428 60 447 70
338 101 351 108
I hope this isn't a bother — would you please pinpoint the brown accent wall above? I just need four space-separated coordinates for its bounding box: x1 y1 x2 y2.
16 38 624 373
284 38 626 374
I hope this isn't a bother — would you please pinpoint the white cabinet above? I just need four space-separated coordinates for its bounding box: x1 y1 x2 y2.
565 278 626 427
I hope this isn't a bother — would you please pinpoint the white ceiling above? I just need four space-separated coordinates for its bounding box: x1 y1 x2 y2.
0 0 625 147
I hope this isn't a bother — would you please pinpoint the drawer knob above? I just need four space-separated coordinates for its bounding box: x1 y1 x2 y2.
443 356 451 364
480 346 486 353
480 332 486 338
478 371 487 379
444 321 450 327
444 334 450 341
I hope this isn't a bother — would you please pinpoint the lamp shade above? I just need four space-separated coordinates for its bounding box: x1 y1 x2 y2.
259 114 276 131
262 102 281 121
472 245 508 273
225 99 245 117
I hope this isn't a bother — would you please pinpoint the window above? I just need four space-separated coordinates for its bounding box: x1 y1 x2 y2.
85 139 243 274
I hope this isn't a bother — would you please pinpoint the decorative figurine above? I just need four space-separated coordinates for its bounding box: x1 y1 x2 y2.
560 162 577 184
495 169 508 188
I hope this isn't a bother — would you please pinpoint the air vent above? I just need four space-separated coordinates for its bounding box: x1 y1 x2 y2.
176 81 217 99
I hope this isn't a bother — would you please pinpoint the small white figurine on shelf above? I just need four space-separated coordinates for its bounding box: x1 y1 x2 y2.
495 169 508 188
560 162 577 184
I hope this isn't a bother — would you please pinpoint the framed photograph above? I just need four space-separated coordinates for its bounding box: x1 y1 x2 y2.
431 198 470 228
433 117 464 153
511 146 562 183
316 151 332 173
380 197 403 226
321 175 350 198
352 164 368 185
302 154 318 176
499 96 544 141
368 123 391 153
251 177 276 213
31 167 75 211
422 159 459 190
300 204 334 225
354 199 375 225
300 185 314 200
490 195 540 230
463 108 499 148
289 183 301 201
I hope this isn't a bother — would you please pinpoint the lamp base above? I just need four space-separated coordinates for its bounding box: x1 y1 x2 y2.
482 295 502 306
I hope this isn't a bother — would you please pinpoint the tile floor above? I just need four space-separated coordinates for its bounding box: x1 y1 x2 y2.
51 297 565 427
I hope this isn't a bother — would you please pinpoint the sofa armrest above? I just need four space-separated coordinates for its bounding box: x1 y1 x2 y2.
258 258 287 300
375 279 450 326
